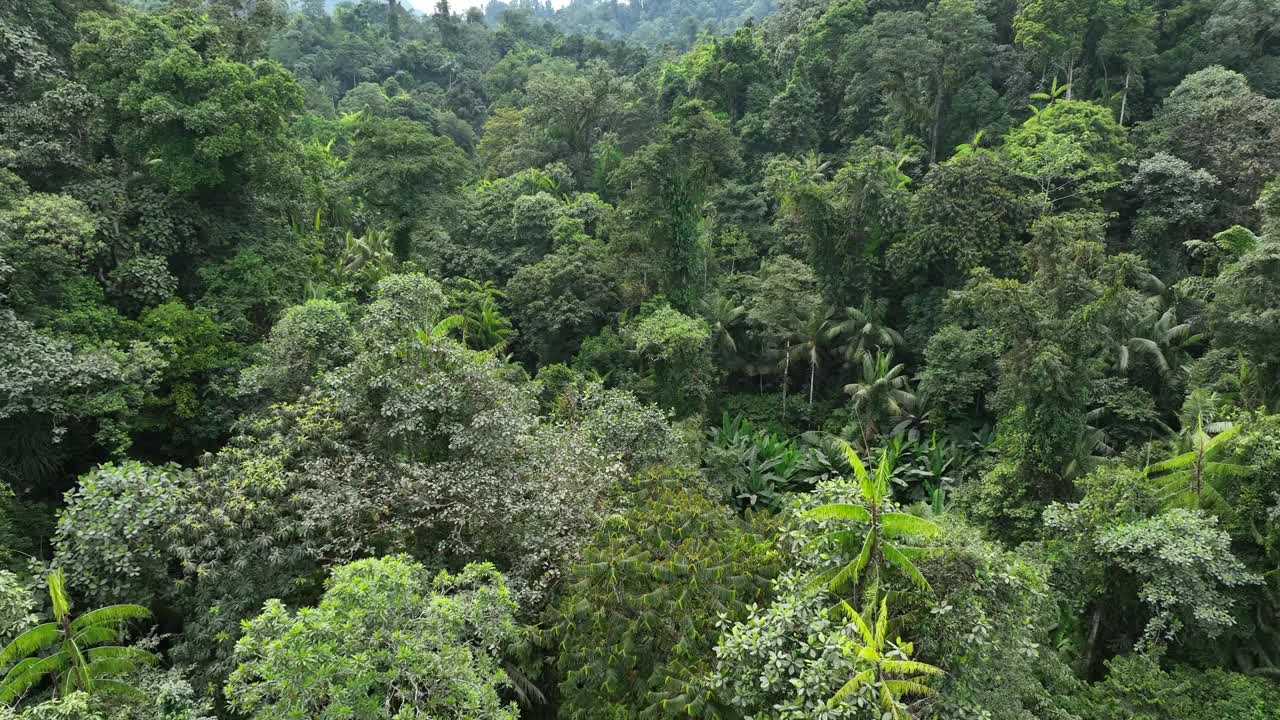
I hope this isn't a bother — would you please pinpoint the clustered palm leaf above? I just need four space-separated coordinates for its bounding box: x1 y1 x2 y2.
1028 77 1071 117
703 293 746 359
1145 420 1248 515
843 351 917 440
0 569 156 706
790 150 831 185
456 281 515 353
1115 302 1200 377
784 306 838 406
337 228 395 279
1059 425 1113 485
829 296 903 363
833 597 943 719
806 440 940 607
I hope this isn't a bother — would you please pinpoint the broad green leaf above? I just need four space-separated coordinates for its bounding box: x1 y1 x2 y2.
879 512 941 539
807 503 871 524
71 604 151 633
882 543 932 594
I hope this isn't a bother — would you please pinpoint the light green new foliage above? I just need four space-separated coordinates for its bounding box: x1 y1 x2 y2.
806 440 940 607
226 556 519 720
833 598 942 719
0 569 156 707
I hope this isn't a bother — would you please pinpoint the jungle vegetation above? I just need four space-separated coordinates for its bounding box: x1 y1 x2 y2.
2 0 1280 717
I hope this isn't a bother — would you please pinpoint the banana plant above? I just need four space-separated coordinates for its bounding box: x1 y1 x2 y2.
806 439 940 608
1028 77 1071 117
832 597 943 718
898 431 957 514
0 569 156 706
415 314 467 351
707 414 811 510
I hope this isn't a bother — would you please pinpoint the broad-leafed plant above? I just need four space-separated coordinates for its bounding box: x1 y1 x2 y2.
0 569 156 706
833 597 943 719
806 439 940 607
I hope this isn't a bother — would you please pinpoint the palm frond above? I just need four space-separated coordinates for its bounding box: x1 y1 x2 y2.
832 668 875 703
73 624 121 647
86 658 146 678
85 646 159 666
804 530 871 553
89 679 144 699
825 532 875 593
807 503 871 524
0 652 71 704
881 659 944 676
882 679 938 697
874 597 889 647
48 570 70 622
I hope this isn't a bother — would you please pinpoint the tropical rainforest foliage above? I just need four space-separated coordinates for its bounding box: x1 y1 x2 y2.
2 0 1280 717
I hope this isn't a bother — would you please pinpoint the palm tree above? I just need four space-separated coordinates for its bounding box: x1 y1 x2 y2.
1114 304 1200 377
703 293 745 363
337 228 395 280
0 569 156 706
1145 420 1248 515
843 351 916 441
1059 426 1112 485
465 294 514 352
784 306 837 407
832 597 942 719
448 280 514 353
741 339 782 395
1028 76 1071 116
1220 353 1264 411
829 297 903 365
790 150 831 185
952 129 986 159
806 440 940 608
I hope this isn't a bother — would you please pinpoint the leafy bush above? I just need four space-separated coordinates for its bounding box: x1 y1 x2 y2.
550 467 780 718
227 556 518 720
706 573 865 719
703 413 816 510
236 298 356 403
53 461 189 605
1080 653 1280 720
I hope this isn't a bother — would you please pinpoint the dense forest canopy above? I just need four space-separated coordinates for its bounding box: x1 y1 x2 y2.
2 0 1280 717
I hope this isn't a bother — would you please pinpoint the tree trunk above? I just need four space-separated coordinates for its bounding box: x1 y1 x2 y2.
1065 57 1075 100
782 341 791 424
928 72 944 165
1081 603 1102 678
809 359 816 407
1119 67 1131 127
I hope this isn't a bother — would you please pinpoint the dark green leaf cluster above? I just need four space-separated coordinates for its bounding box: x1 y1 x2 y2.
549 467 780 718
